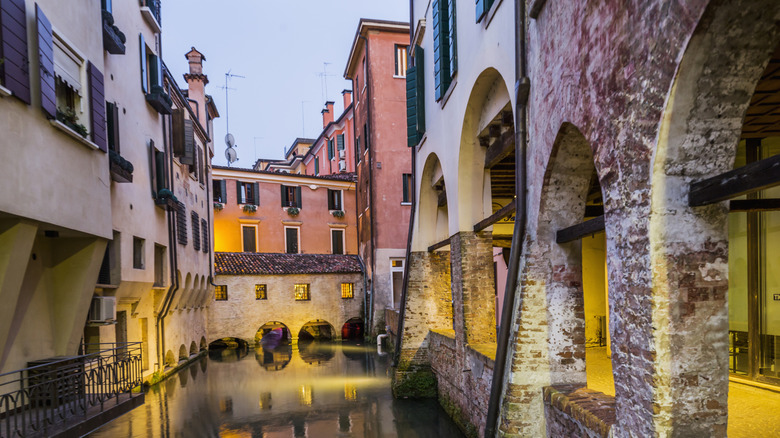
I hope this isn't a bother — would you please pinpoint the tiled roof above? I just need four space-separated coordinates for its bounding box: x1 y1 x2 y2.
215 252 363 275
212 166 357 182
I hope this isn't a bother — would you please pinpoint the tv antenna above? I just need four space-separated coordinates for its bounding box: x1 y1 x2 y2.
219 70 244 166
317 62 338 102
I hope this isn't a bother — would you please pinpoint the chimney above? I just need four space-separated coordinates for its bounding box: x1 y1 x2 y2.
183 47 208 122
342 89 352 108
322 101 335 128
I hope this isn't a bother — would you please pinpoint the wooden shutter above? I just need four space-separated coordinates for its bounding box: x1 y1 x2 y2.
1 0 30 104
219 180 227 203
106 102 120 153
476 0 485 21
295 186 302 208
448 0 457 76
252 182 259 205
155 148 164 192
315 156 319 175
281 185 288 207
192 212 200 252
149 53 162 88
172 108 185 156
139 33 147 93
36 5 55 118
328 139 334 160
236 181 244 204
337 134 344 150
201 219 208 253
181 119 195 165
149 142 158 198
407 46 426 147
176 201 187 245
88 62 107 152
197 146 203 182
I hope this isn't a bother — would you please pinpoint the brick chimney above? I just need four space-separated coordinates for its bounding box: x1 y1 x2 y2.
322 101 335 128
342 89 352 108
183 47 208 123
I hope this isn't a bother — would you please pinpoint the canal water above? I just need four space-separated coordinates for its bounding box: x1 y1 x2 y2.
88 341 464 437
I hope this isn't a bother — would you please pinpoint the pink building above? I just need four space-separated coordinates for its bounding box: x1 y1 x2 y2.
302 91 356 176
344 20 412 335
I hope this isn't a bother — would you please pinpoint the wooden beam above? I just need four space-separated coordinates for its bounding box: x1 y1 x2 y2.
689 153 780 206
556 215 605 244
729 198 780 211
474 199 516 232
485 131 514 169
491 236 513 248
428 237 451 252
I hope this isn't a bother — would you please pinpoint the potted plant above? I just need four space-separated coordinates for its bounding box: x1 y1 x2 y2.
332 210 345 218
214 202 224 211
243 204 257 213
287 206 300 217
56 107 89 138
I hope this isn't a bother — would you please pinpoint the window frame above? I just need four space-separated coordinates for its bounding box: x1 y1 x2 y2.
390 258 405 308
132 236 145 270
284 226 300 254
394 44 408 78
402 173 413 204
52 31 87 128
215 285 228 301
341 283 354 299
255 284 267 300
328 189 343 211
331 228 345 255
294 283 310 301
241 224 258 253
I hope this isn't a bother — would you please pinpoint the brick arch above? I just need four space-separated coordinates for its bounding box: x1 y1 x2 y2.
650 0 780 435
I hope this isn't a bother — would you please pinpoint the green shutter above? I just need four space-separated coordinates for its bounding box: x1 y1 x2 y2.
449 0 458 76
403 174 409 203
328 139 334 160
315 157 319 175
237 182 244 204
149 54 160 88
295 187 302 208
337 134 344 150
281 185 288 207
253 182 260 205
155 149 165 192
139 33 147 93
476 0 485 21
407 46 426 147
219 180 227 203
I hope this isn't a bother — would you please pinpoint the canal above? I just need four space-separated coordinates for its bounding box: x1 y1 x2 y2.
88 341 464 437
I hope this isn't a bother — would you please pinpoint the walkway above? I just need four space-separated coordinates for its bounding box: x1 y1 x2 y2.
586 347 780 437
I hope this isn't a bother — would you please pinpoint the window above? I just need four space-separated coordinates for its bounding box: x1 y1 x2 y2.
153 244 165 287
237 182 259 205
314 156 320 175
363 124 369 152
215 285 228 301
356 137 361 163
476 0 495 22
395 45 408 77
295 284 310 301
391 259 405 309
341 283 354 299
402 174 413 203
106 102 120 153
201 219 209 253
331 229 344 255
133 237 145 269
192 212 200 251
213 180 227 203
281 185 302 208
337 134 345 151
362 57 367 91
328 139 335 160
328 189 343 210
433 0 458 101
285 227 299 254
53 33 86 132
176 202 187 245
242 225 257 252
149 141 165 197
255 284 267 300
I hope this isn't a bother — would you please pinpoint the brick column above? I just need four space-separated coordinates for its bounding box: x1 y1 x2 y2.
450 231 496 345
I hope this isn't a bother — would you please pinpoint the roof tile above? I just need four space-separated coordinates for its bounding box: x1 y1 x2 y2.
215 252 363 275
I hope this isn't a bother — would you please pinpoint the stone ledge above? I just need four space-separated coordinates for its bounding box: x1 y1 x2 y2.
429 328 456 339
543 385 615 438
468 342 497 362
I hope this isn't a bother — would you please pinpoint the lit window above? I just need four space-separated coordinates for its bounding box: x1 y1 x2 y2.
395 45 408 77
215 285 228 301
255 284 267 300
295 284 310 301
341 283 354 299
392 260 404 268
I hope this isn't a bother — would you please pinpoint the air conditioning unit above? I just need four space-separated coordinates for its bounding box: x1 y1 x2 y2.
88 296 116 322
338 160 347 172
338 149 346 159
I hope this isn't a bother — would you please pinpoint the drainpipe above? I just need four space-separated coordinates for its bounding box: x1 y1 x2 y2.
392 15 418 367
484 0 528 435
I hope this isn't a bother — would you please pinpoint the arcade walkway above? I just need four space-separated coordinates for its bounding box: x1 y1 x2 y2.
586 347 780 437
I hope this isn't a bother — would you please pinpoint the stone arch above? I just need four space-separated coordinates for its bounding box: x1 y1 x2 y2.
418 153 450 248
651 1 780 435
174 272 192 310
341 317 364 340
298 320 336 341
189 341 198 356
178 344 187 362
165 349 175 368
200 336 207 351
255 321 291 344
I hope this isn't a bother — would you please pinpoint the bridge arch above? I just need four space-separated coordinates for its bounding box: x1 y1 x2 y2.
255 321 292 344
298 319 336 341
340 317 364 340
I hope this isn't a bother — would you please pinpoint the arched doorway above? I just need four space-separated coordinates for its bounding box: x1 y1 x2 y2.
341 317 364 340
255 321 292 345
298 320 336 341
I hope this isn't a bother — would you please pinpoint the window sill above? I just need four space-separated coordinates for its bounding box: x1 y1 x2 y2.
139 7 162 33
0 84 12 98
438 77 457 109
401 202 412 206
50 120 100 151
393 75 406 79
481 0 504 29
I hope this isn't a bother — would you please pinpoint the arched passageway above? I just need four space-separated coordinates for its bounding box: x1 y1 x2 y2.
298 320 336 341
341 317 364 340
255 321 292 345
207 337 250 362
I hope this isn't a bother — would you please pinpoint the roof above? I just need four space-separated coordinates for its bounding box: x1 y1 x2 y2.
344 19 410 78
212 165 357 182
215 252 363 275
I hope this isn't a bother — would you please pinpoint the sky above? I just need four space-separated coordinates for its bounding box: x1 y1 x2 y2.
161 0 410 167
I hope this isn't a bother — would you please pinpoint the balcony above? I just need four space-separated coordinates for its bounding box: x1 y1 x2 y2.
0 343 145 438
101 10 126 55
154 189 178 211
139 0 162 33
109 150 133 183
146 85 172 115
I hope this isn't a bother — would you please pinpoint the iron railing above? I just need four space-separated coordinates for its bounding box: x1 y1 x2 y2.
144 0 161 26
0 342 143 438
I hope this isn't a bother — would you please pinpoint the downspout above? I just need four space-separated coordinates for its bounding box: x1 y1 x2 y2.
485 0 528 435
393 6 417 367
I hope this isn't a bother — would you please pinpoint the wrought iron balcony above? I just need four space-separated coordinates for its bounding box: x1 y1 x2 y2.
0 343 145 438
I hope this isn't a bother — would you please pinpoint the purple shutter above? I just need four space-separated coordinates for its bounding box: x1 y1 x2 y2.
0 0 30 103
35 5 55 119
88 62 107 152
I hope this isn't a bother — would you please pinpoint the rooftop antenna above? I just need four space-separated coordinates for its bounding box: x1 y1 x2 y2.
317 62 338 102
219 70 244 166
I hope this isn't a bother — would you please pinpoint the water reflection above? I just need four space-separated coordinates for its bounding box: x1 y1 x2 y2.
88 342 464 438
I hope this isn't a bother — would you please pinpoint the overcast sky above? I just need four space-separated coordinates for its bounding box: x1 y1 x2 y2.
161 0 409 167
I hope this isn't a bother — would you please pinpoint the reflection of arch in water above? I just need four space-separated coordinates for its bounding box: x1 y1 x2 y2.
341 339 368 361
340 317 364 340
255 321 292 344
298 340 336 365
255 342 293 371
298 319 336 341
207 337 250 362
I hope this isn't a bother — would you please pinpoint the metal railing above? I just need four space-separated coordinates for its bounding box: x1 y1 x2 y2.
143 0 161 26
0 342 143 438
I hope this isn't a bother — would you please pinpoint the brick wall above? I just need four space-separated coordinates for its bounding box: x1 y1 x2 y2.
543 385 615 438
450 231 497 345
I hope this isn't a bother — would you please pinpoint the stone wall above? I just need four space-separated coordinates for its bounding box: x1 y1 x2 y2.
543 385 615 438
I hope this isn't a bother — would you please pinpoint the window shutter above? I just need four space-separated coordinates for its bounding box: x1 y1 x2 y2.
197 146 204 183
106 102 120 153
36 5 55 119
433 0 442 101
448 0 458 76
181 119 195 165
1 0 31 104
149 142 157 198
476 0 485 22
315 156 319 175
201 219 208 253
407 46 426 147
155 149 165 192
327 189 334 210
219 180 227 203
337 134 344 150
88 62 107 152
148 54 159 89
192 212 200 252
281 185 288 207
403 174 409 203
172 108 185 156
176 201 187 245
328 139 334 160
139 33 147 93
237 181 244 204
295 187 302 208
252 182 259 205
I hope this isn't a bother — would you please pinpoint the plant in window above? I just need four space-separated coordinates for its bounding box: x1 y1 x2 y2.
56 107 89 138
243 204 257 213
332 210 345 218
109 150 135 173
287 206 300 217
214 202 224 211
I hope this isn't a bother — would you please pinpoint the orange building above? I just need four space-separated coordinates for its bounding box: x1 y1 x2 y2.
302 91 356 176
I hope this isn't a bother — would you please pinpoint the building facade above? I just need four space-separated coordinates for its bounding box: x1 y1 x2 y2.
344 20 413 336
395 0 780 437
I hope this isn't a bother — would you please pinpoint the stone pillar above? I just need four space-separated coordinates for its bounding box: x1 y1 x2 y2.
450 231 496 345
393 250 452 397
